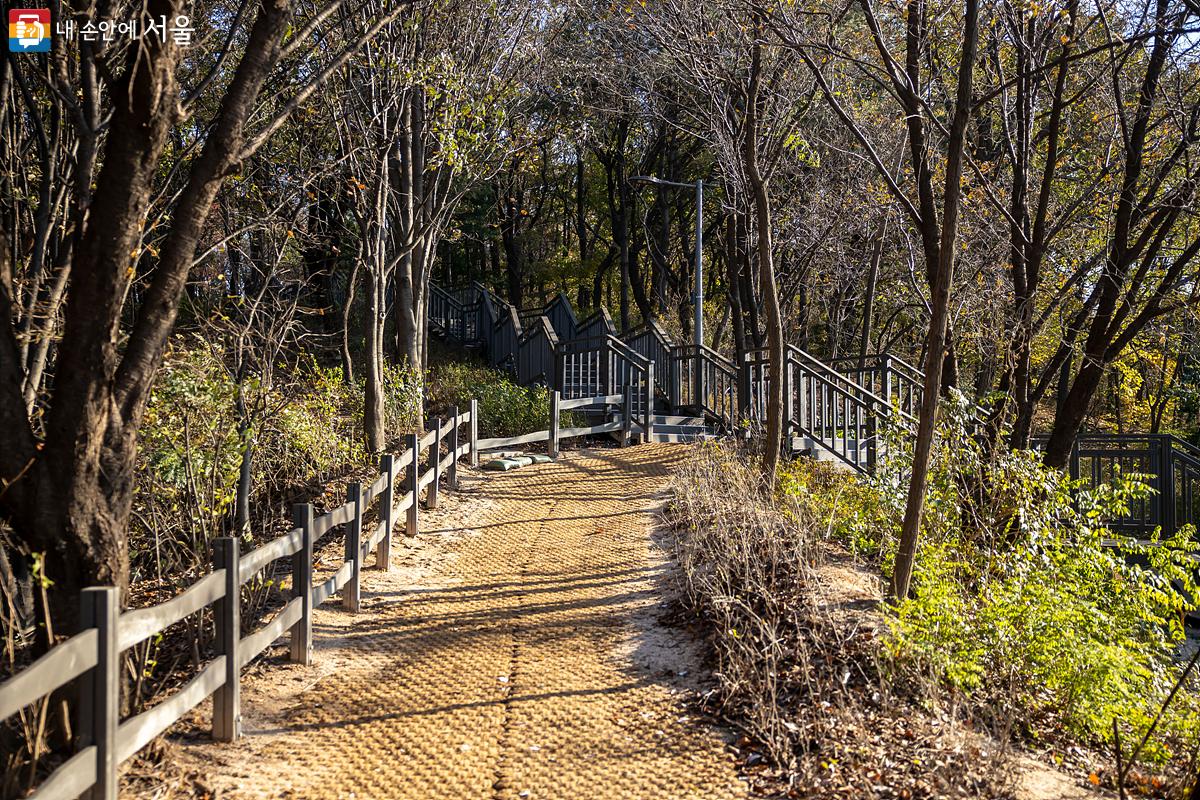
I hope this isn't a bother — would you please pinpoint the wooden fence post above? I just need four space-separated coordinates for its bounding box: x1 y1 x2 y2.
469 399 479 467
865 413 878 475
670 354 682 409
427 418 442 510
378 455 394 570
549 390 560 458
78 586 118 800
643 364 654 442
601 338 612 396
1159 436 1176 534
291 503 313 665
406 432 420 537
212 537 241 742
737 355 751 433
782 357 795 456
622 384 632 447
880 353 894 407
448 405 460 490
344 482 362 612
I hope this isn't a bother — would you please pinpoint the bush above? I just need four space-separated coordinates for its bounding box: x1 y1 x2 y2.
427 361 557 438
133 341 422 582
267 356 368 484
781 393 1200 769
138 345 246 579
383 361 424 435
667 443 1015 797
666 443 826 767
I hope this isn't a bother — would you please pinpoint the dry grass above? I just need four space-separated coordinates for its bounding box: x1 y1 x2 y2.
664 443 1018 799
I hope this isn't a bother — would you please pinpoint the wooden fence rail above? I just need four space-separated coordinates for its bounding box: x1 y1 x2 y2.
2 406 483 800
473 384 652 456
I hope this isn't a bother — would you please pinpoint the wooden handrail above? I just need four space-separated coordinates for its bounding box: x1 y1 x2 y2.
118 571 226 652
0 629 98 721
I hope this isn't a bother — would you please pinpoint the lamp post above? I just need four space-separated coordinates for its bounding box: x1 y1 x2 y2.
628 175 704 350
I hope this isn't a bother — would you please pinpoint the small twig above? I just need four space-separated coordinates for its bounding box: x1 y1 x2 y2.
1119 643 1200 786
1113 717 1127 800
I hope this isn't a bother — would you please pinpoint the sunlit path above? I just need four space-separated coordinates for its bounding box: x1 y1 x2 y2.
179 445 745 800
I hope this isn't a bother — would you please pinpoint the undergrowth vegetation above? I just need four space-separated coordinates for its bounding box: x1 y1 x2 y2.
669 408 1200 796
667 444 1011 798
426 361 560 438
134 340 422 582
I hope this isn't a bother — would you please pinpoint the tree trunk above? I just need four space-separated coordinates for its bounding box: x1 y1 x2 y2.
1043 358 1104 468
0 0 296 632
857 225 884 367
743 5 785 481
341 259 360 385
891 0 979 601
234 389 253 534
364 269 386 453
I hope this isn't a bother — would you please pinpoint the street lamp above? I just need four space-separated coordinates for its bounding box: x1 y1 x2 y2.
628 175 704 350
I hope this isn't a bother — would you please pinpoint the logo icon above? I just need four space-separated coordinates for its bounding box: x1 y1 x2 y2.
9 9 50 52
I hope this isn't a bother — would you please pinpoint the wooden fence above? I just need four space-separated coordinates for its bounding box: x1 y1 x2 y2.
473 386 653 457
0 379 657 800
1 400 475 799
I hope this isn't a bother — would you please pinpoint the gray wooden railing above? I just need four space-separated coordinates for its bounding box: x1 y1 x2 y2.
576 307 617 340
475 383 654 457
1043 434 1200 538
671 344 738 430
429 285 479 344
517 316 559 387
624 320 674 402
539 293 579 341
428 281 1199 539
553 334 653 422
829 353 924 420
2 403 479 800
743 346 915 472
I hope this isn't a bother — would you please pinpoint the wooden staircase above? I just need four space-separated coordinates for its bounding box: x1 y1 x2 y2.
429 282 1200 539
429 282 910 464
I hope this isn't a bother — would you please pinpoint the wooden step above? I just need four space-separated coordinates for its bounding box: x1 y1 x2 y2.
652 414 707 427
613 415 712 434
792 437 868 472
648 431 713 443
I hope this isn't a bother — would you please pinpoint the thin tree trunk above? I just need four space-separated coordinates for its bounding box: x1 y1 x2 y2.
744 5 785 480
364 267 386 453
891 0 979 601
858 224 885 368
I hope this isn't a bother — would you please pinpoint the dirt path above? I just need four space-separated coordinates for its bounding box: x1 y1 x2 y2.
177 444 745 800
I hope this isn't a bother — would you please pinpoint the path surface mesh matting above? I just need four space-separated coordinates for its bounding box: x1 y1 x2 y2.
182 444 746 800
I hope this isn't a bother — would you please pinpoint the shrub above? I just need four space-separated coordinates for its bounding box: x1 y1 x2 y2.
667 443 1015 797
267 356 368 483
383 361 424 435
666 443 825 767
427 361 557 438
133 342 422 581
138 345 243 577
780 393 1200 768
